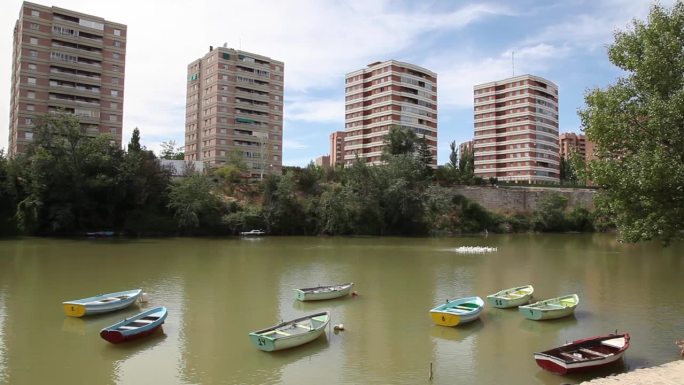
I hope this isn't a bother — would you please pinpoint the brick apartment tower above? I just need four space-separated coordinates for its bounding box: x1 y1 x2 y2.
559 132 586 159
184 47 283 178
344 60 437 166
8 2 126 157
329 130 345 166
473 75 560 183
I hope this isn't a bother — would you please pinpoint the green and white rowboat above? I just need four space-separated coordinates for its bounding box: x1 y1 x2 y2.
249 311 330 351
487 285 534 308
519 294 579 320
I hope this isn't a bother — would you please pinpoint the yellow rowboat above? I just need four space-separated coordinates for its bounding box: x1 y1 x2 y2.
62 289 142 317
430 296 484 327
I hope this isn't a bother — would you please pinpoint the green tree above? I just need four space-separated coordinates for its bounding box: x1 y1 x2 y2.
16 112 125 234
533 193 568 232
382 126 418 159
159 140 184 160
578 1 684 243
448 141 458 169
459 145 475 182
167 174 223 232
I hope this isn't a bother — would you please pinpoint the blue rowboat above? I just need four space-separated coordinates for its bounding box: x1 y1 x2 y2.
430 296 484 326
62 289 142 317
294 283 354 301
519 294 579 320
100 306 167 344
249 311 330 351
487 285 534 308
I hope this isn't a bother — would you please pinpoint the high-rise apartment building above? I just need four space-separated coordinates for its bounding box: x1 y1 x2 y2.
8 2 127 157
559 132 587 159
344 60 437 166
473 75 560 183
329 130 345 166
184 47 283 178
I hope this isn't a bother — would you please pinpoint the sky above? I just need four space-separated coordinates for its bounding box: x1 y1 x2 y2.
0 0 673 166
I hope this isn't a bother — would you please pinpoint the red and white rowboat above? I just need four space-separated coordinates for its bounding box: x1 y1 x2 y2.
534 332 630 375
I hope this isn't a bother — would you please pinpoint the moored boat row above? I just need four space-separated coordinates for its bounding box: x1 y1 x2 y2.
62 288 168 344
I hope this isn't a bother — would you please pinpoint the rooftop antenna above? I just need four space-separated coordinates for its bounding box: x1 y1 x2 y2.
512 51 515 77
222 42 227 48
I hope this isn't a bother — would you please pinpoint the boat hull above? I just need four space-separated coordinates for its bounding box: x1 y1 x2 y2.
249 311 330 352
534 351 625 375
486 285 534 308
100 324 163 344
63 289 142 317
534 333 630 375
99 306 168 344
520 306 575 320
519 294 578 320
430 296 484 327
250 327 326 351
294 283 354 301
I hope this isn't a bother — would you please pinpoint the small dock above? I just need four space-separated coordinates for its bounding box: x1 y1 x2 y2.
580 360 684 384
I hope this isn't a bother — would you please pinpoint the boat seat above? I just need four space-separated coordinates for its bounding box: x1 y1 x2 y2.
454 305 474 310
135 319 155 324
118 326 137 330
579 348 609 357
295 324 311 330
560 352 582 361
275 330 291 336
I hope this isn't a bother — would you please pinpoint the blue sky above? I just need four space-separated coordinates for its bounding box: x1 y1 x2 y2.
0 0 671 166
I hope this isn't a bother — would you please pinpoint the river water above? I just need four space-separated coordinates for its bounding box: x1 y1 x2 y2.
0 234 682 385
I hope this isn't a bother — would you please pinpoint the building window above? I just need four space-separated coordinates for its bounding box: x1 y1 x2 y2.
110 102 118 109
29 37 38 45
25 118 33 125
113 29 121 36
28 63 37 71
27 91 35 99
31 10 40 17
112 53 120 59
113 41 121 48
110 127 117 134
30 23 40 30
111 90 118 96
109 115 117 122
25 132 34 140
112 65 119 72
111 77 119 85
29 50 38 58
26 104 35 111
222 53 229 60
27 77 36 85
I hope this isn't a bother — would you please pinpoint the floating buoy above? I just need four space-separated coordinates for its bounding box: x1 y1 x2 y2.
333 324 345 331
140 292 149 303
351 291 359 297
454 246 497 254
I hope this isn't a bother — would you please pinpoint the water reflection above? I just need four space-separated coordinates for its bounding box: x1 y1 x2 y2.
519 315 579 334
430 320 484 342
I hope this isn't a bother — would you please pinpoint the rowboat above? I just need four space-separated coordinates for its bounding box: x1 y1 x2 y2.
519 294 579 320
294 283 354 301
249 311 330 351
534 332 630 374
240 229 265 236
487 285 534 308
62 289 142 317
430 296 484 327
100 306 167 344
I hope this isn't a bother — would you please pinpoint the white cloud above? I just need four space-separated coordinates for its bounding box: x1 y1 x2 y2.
282 138 308 150
426 43 570 109
285 98 344 124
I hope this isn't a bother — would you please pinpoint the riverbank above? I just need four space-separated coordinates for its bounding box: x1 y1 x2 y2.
581 360 684 384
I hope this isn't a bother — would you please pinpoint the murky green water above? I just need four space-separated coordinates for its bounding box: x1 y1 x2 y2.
0 234 682 384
